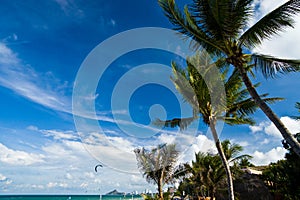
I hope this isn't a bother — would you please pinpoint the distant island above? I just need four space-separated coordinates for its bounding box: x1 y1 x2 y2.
106 189 125 195
105 189 141 196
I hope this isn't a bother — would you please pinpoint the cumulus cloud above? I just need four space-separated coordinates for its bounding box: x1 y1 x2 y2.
250 116 300 138
0 175 13 186
252 0 300 59
251 146 287 166
0 143 45 165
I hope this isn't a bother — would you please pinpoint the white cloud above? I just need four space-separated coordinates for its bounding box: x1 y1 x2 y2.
80 182 88 188
250 116 300 138
251 146 287 165
260 138 270 145
26 125 39 131
0 43 119 124
0 43 19 65
47 182 68 189
65 173 73 180
0 43 72 114
31 184 44 189
2 124 289 193
255 0 288 16
249 122 265 133
175 134 217 163
84 172 95 179
252 0 300 59
54 0 84 18
0 174 13 186
130 175 144 184
0 174 7 181
0 143 45 165
239 141 250 147
41 129 80 140
5 180 13 185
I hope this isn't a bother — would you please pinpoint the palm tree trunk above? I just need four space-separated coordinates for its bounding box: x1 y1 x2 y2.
157 175 164 200
236 64 300 157
209 117 235 200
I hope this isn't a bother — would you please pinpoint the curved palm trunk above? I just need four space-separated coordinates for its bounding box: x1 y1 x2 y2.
209 117 235 200
236 64 300 157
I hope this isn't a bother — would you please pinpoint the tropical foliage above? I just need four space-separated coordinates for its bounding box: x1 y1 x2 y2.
262 133 300 199
158 0 300 157
154 52 280 200
134 144 179 200
175 140 250 199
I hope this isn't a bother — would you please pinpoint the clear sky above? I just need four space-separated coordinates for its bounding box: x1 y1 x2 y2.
0 0 300 194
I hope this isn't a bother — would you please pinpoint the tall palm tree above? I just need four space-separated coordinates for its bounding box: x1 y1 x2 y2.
155 52 280 200
134 143 179 200
158 0 300 157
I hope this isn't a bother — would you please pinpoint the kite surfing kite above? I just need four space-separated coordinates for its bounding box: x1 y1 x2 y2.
94 164 103 172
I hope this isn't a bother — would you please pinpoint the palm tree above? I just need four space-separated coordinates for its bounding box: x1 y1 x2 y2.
155 52 280 200
134 143 179 200
158 0 300 157
191 152 224 198
176 140 250 199
238 157 254 168
174 152 224 199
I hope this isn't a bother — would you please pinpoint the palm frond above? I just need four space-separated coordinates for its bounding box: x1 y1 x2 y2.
296 102 300 110
153 117 196 130
227 0 254 36
190 0 253 40
251 53 300 78
291 102 300 120
239 0 300 48
189 0 225 42
228 95 283 117
171 61 200 110
223 116 255 126
158 0 224 54
229 154 253 163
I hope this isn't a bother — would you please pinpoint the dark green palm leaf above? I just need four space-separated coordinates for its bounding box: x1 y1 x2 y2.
223 116 255 126
153 117 196 130
158 0 224 54
251 53 300 78
189 0 226 41
239 0 300 48
190 0 254 39
228 0 254 36
227 95 284 116
229 154 252 163
291 102 300 120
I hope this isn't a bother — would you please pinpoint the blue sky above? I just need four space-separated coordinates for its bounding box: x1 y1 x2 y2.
0 0 300 194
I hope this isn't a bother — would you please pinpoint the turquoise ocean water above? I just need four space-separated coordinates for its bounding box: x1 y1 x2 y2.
0 195 143 200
